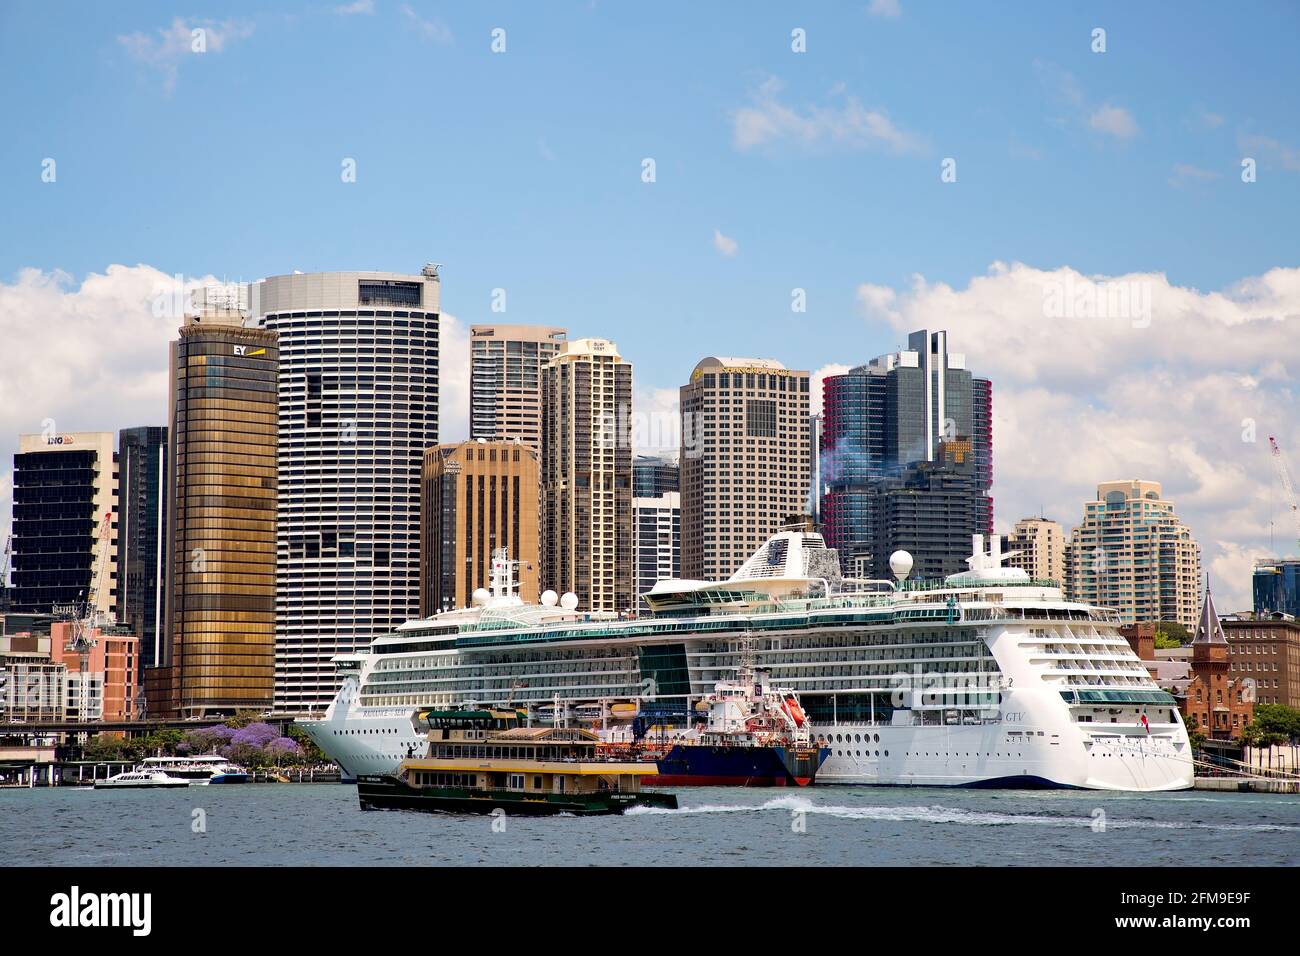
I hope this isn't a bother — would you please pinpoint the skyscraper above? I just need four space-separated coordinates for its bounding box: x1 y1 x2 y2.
116 425 167 673
420 439 540 615
679 357 811 582
632 454 679 498
248 267 441 712
163 303 278 717
470 324 567 452
1005 517 1066 584
541 338 633 612
820 330 992 575
1065 480 1201 630
864 440 987 580
1253 557 1300 618
633 491 680 602
10 432 117 617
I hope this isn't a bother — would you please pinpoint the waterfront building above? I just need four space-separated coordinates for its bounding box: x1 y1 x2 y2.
541 338 634 612
1065 480 1201 630
1183 585 1255 739
248 267 441 713
1222 612 1300 708
679 357 811 581
633 492 680 602
419 439 540 615
1005 517 1066 584
860 440 988 581
160 300 278 718
819 330 992 574
1253 557 1300 618
115 426 167 674
470 323 567 452
9 432 118 618
633 454 679 498
49 621 141 721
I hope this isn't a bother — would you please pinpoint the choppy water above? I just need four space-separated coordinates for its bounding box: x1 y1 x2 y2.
3 784 1297 866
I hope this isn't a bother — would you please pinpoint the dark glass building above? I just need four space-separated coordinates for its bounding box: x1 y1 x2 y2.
820 330 992 577
1254 558 1300 618
116 426 168 673
633 455 679 498
10 432 117 617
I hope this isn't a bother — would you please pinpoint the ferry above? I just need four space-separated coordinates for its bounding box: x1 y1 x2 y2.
94 769 190 790
357 708 676 815
300 533 1194 791
140 755 249 785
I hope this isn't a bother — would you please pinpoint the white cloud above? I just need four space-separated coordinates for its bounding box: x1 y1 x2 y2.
1195 109 1225 130
118 18 255 93
712 229 739 258
1089 104 1139 139
633 386 681 456
1238 132 1300 174
400 4 452 43
1035 60 1138 142
867 0 902 18
0 265 475 550
856 261 1300 612
732 76 925 154
811 364 851 418
1168 163 1220 188
336 0 375 14
438 312 470 442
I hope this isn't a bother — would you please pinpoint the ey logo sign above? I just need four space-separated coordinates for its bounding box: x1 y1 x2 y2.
233 345 267 357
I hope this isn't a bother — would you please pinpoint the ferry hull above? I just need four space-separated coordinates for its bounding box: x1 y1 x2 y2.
643 744 830 787
356 774 677 815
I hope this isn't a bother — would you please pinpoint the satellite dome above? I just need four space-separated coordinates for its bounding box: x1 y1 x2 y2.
889 550 914 580
560 591 579 611
471 588 491 606
540 589 559 607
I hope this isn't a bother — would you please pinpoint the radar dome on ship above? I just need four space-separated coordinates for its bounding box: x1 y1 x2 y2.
471 588 491 606
560 592 579 611
889 550 914 580
540 589 559 607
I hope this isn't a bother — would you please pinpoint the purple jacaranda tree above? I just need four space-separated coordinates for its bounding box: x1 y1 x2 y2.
232 722 278 749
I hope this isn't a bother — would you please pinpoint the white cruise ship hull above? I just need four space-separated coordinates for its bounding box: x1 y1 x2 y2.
301 708 1193 791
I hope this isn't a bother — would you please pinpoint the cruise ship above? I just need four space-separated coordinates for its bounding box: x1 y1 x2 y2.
298 533 1194 790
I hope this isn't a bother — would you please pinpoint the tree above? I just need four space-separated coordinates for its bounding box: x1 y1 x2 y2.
81 734 132 762
1183 713 1207 752
224 709 263 729
1154 621 1190 648
286 723 326 765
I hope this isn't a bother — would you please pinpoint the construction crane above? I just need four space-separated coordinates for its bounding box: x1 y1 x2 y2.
66 510 113 722
0 532 11 612
1268 436 1300 556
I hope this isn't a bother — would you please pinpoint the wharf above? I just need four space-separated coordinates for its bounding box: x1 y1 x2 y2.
1193 776 1300 794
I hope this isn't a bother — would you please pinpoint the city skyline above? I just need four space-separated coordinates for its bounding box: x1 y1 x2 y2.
3 3 1300 613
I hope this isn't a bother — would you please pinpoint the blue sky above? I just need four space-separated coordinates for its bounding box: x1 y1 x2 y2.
3 1 1298 383
2 1 1299 608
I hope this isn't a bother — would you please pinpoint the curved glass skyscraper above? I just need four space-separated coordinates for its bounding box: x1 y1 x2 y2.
250 268 441 713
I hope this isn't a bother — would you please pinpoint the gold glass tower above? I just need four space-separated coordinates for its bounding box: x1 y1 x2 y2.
161 306 278 717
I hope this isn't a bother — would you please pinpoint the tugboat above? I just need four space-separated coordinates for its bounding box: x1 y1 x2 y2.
613 633 831 787
357 708 677 816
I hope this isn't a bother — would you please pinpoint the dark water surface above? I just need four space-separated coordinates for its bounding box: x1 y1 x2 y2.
3 784 1297 866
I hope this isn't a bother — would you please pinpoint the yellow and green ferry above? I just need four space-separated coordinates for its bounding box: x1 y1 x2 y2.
357 709 677 816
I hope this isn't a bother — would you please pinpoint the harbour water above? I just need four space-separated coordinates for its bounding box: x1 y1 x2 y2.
4 785 1298 867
